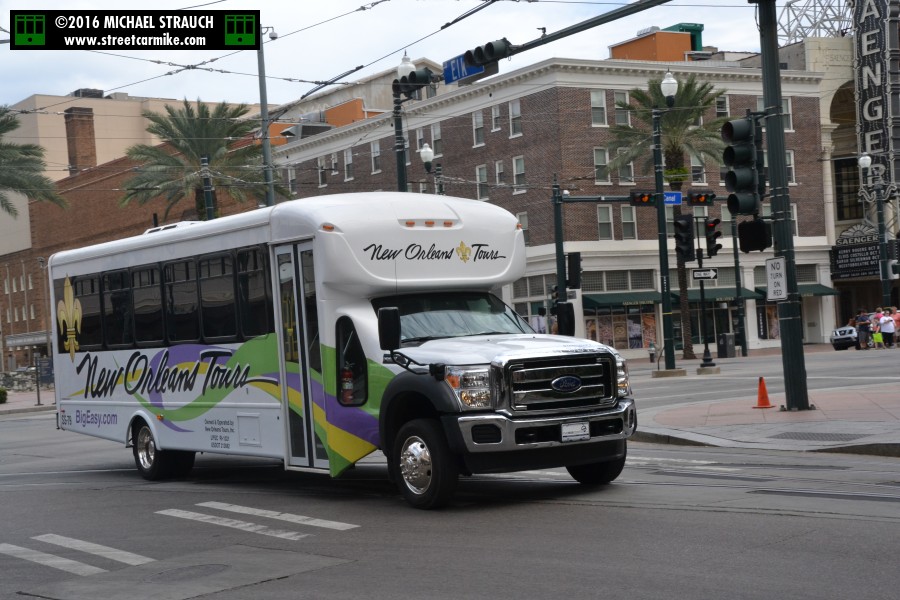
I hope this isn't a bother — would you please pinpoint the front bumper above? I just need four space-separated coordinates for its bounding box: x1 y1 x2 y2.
442 399 636 473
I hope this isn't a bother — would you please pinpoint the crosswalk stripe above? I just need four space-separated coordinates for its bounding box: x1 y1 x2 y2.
197 501 359 531
32 534 154 566
156 509 309 541
0 543 106 576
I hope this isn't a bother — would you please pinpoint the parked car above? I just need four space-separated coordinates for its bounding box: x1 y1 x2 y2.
830 313 876 350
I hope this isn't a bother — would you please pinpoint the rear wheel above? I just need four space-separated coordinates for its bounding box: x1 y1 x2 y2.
132 422 176 480
566 443 627 485
394 419 458 509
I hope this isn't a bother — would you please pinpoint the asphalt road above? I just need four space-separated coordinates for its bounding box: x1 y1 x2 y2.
2 408 900 600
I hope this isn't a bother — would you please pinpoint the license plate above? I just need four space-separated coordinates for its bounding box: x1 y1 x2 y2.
561 421 590 442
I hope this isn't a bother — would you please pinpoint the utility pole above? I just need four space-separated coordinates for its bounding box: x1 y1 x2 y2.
754 0 810 410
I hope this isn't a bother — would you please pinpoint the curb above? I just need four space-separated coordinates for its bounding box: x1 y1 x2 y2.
0 404 56 416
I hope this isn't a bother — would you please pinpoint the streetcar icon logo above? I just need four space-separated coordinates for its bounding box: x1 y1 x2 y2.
14 14 46 46
224 14 256 46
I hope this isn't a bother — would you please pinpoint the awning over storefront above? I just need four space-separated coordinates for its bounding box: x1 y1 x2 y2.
678 287 761 303
754 284 838 298
582 291 661 309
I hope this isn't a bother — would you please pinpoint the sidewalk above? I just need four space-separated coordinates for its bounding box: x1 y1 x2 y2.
629 344 900 457
0 388 56 416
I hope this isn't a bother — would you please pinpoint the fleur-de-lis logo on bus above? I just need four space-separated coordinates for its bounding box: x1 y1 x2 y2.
57 277 82 361
456 241 471 263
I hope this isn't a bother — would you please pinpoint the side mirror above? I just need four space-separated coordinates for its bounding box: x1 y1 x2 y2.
378 307 402 351
556 302 575 336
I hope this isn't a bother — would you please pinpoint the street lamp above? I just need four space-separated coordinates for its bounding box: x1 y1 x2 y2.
418 143 444 195
858 153 892 308
257 26 278 207
393 52 416 192
654 71 678 371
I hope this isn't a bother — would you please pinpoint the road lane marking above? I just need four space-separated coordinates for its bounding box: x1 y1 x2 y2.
0 543 106 576
197 501 359 531
32 534 154 565
156 509 309 541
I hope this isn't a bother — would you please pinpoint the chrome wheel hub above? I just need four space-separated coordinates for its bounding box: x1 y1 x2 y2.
137 427 156 470
399 435 432 495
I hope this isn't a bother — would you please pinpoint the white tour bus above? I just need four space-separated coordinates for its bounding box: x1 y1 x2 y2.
50 192 635 508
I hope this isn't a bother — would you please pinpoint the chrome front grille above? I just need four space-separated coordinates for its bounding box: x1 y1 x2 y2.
497 353 616 413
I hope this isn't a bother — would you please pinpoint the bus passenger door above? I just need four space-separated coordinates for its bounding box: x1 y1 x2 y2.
274 244 329 470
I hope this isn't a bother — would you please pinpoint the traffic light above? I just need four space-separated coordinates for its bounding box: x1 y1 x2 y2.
737 218 772 252
463 38 514 67
567 252 582 289
551 285 559 304
722 117 762 215
704 218 723 257
673 214 696 262
689 191 716 206
630 191 656 207
392 67 435 98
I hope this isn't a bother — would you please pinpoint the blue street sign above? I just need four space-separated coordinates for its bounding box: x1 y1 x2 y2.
664 191 683 205
442 54 485 85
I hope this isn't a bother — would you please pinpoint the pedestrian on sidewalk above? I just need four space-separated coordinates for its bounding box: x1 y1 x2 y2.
856 308 872 350
891 307 900 342
879 308 896 348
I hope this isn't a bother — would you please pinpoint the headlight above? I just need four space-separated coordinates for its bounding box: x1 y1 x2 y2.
616 356 632 398
444 366 493 410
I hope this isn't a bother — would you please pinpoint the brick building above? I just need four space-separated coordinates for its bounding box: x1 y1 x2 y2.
272 56 834 353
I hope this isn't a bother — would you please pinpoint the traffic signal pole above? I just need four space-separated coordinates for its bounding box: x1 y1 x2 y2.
754 0 809 410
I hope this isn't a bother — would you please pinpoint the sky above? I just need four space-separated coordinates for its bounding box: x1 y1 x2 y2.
0 1 785 110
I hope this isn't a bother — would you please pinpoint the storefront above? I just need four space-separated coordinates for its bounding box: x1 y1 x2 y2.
581 292 660 351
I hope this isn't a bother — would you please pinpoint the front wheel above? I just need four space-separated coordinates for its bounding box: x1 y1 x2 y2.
566 443 627 485
393 419 458 509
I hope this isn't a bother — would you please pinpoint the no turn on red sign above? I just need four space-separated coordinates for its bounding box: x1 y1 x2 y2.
766 257 788 301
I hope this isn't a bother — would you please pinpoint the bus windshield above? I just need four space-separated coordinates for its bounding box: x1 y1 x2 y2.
372 292 532 345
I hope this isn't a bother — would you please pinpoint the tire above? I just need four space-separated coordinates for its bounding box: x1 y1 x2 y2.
132 422 175 480
170 451 196 478
393 419 458 509
566 442 627 485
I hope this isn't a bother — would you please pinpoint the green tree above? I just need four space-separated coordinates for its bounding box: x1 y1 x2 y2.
608 74 727 360
122 99 284 220
0 106 67 217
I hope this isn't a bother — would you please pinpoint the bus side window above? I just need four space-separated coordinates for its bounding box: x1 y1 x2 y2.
336 316 367 406
164 260 200 343
237 248 272 337
132 267 164 344
102 270 134 348
199 253 237 340
75 276 102 350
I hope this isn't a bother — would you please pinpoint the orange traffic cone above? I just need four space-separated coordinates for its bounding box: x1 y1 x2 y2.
753 376 774 409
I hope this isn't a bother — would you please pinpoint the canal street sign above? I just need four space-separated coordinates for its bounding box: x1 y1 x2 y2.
664 191 682 205
691 268 718 280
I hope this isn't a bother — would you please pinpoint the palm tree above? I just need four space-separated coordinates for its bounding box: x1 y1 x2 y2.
608 74 727 360
0 106 67 217
122 99 284 220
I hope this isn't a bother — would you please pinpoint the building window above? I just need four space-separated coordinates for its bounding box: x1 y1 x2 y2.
517 211 529 245
597 205 613 240
616 148 634 184
330 153 338 175
371 140 381 173
419 182 428 194
317 156 327 187
621 205 636 239
757 96 793 131
415 128 426 151
665 205 675 236
513 155 526 193
509 99 522 137
691 154 706 183
472 110 485 146
593 147 611 184
491 105 501 131
590 90 607 126
833 157 864 221
476 164 489 199
614 91 630 126
762 203 798 237
431 123 443 156
344 148 353 181
763 150 796 184
495 160 505 186
286 167 297 195
716 95 729 118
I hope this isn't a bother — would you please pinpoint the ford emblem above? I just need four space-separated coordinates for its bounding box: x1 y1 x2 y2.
551 375 582 393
